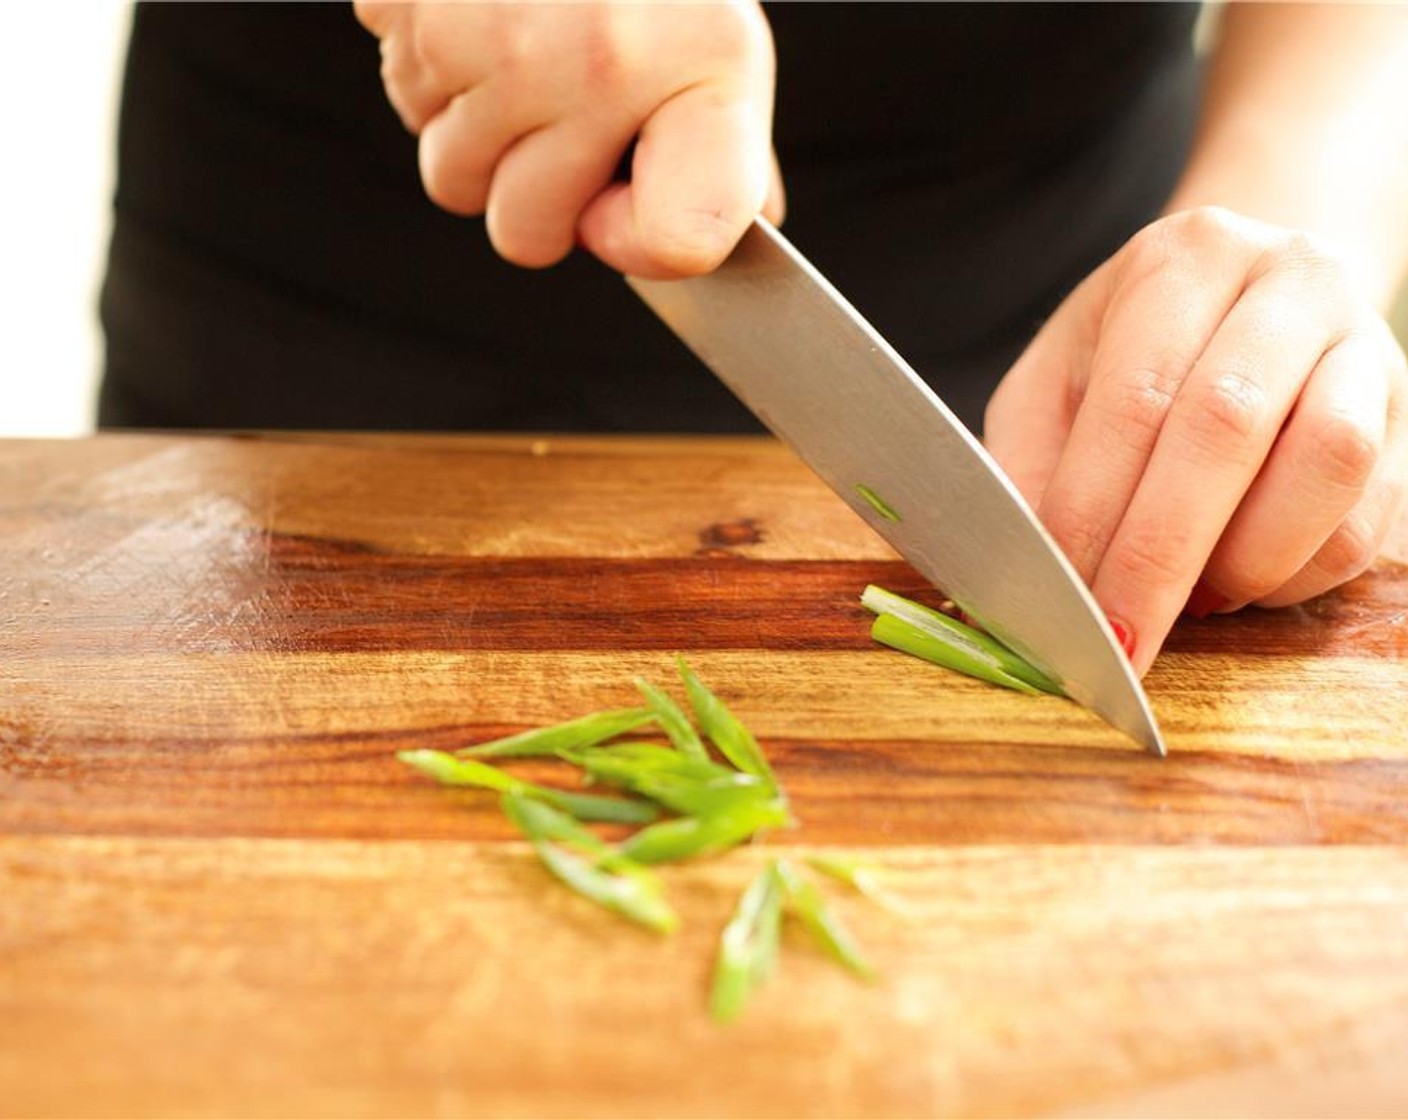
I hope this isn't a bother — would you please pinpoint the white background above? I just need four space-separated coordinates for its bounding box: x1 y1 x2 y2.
0 2 131 437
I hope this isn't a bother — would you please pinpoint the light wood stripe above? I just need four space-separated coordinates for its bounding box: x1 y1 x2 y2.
4 652 1405 844
3 836 1405 1119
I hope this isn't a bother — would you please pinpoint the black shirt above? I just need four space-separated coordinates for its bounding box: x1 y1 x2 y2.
99 2 1200 434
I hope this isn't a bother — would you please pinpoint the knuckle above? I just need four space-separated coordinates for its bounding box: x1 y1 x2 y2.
1170 204 1241 243
1256 231 1345 290
1119 206 1239 287
410 9 457 83
1312 514 1379 583
589 2 771 99
1044 506 1112 576
1121 221 1178 279
580 23 631 97
1304 410 1380 492
1095 366 1180 444
690 1 773 64
352 0 390 35
1151 205 1238 254
1105 523 1192 591
576 6 659 99
1215 541 1296 604
1216 559 1278 604
1181 370 1268 455
1264 230 1318 266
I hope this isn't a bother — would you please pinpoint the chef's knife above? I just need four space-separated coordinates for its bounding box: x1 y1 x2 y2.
628 219 1165 755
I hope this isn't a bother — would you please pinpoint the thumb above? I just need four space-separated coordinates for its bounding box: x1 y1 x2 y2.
577 82 774 278
983 270 1107 511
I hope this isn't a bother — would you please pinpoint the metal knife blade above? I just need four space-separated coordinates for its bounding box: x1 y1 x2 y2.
628 219 1164 755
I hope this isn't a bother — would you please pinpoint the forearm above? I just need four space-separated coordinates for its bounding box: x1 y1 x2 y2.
1165 2 1408 309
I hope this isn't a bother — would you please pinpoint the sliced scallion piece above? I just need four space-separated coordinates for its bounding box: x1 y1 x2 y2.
861 584 1062 695
855 484 902 522
677 656 779 791
620 798 793 865
456 706 655 760
806 853 883 893
398 749 659 825
774 859 876 981
806 853 910 916
710 861 785 1024
871 613 1043 695
501 794 679 934
566 742 771 818
634 676 707 759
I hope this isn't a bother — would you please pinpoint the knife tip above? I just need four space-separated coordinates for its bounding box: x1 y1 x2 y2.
1132 719 1168 758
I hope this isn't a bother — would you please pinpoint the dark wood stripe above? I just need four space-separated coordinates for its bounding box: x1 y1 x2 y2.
1163 557 1408 661
7 550 928 655
7 539 1406 657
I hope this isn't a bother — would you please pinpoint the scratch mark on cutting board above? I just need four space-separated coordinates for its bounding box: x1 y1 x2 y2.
1290 758 1323 840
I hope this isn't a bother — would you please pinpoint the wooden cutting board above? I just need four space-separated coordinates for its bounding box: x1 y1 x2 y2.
2 432 1406 1118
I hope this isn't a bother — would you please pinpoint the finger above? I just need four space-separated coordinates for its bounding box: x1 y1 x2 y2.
485 117 636 268
417 83 530 217
352 0 396 37
1256 348 1408 607
1255 475 1404 608
1034 211 1256 585
635 85 772 272
578 82 771 278
361 4 490 134
1201 327 1391 607
982 264 1109 508
377 32 454 133
1089 257 1350 672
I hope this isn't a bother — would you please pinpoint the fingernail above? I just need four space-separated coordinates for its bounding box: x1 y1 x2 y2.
1108 616 1137 659
1183 579 1232 620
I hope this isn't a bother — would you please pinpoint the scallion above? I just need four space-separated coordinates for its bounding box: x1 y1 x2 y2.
634 676 708 759
677 656 779 791
565 742 771 818
620 798 793 865
861 584 1062 695
774 859 877 981
398 749 659 825
855 484 902 522
709 861 785 1024
807 852 910 916
871 612 1045 695
501 794 679 934
457 706 656 760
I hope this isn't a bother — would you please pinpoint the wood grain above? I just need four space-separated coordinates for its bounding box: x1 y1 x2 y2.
3 838 1406 1119
4 651 1407 845
2 433 1407 1118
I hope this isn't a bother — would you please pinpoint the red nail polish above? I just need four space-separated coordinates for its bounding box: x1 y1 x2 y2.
1184 579 1231 620
1108 617 1137 659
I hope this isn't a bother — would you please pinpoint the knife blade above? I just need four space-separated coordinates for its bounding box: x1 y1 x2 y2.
628 218 1165 756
